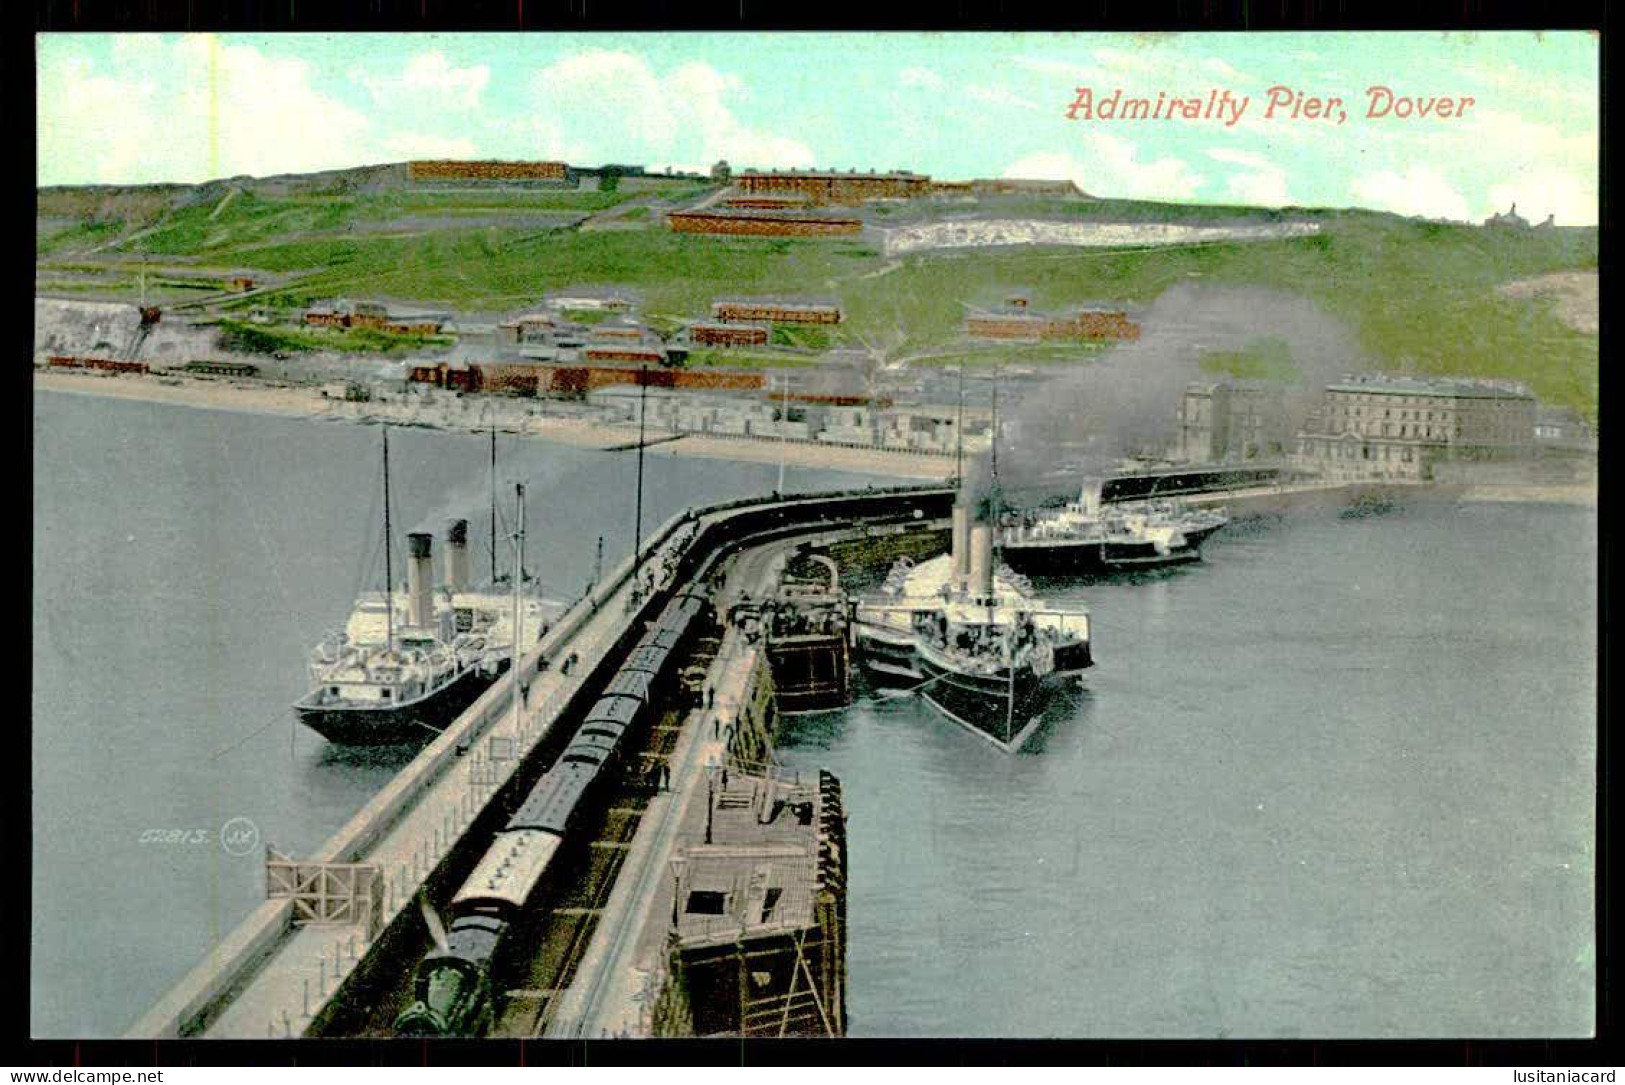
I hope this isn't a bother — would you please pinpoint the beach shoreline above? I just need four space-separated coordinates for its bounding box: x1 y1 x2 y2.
33 368 958 481
33 370 1595 506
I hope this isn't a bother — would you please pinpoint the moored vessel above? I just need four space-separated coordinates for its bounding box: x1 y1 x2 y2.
998 480 1228 575
854 502 1092 751
294 429 562 745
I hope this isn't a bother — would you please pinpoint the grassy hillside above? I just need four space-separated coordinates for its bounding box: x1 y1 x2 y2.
35 170 1599 419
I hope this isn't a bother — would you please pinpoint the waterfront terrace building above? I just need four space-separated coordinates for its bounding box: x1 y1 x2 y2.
1292 373 1537 481
734 168 932 206
1177 380 1290 463
712 299 843 325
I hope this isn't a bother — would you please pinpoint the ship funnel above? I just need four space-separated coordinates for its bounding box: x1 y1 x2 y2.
445 519 470 593
968 523 994 602
950 502 971 594
1080 481 1102 517
407 532 434 628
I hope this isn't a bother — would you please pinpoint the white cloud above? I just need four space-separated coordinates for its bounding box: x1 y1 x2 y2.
1013 56 1097 82
899 66 944 89
1350 165 1472 221
1487 167 1597 226
40 35 373 184
1201 56 1254 84
1090 46 1163 75
1467 108 1596 166
964 84 1043 113
528 49 814 171
1207 148 1292 206
1005 137 1203 201
361 50 490 110
1460 59 1595 114
380 132 478 160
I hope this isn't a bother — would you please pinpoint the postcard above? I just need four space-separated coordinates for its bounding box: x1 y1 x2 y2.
32 30 1597 1043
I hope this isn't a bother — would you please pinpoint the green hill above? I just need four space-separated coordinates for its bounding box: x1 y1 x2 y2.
34 165 1598 420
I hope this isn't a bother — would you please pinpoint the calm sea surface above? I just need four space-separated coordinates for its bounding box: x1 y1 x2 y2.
33 391 1595 1038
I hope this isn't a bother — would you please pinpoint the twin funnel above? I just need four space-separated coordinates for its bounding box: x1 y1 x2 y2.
406 519 473 628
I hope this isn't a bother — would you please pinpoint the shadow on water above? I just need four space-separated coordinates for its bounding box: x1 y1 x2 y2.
1339 491 1403 520
774 706 851 751
1027 560 1201 592
307 739 426 774
1015 682 1094 757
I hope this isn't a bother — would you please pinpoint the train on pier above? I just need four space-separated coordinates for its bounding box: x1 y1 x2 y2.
392 585 715 1037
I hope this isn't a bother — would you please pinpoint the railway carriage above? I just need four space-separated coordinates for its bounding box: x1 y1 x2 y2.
393 587 714 1036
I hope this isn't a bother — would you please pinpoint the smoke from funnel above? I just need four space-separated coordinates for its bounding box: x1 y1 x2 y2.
961 283 1370 513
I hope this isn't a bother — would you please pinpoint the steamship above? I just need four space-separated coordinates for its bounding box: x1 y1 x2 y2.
294 431 561 745
998 480 1228 575
853 504 1092 751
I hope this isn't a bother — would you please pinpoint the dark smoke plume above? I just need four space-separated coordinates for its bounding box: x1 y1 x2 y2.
962 283 1371 517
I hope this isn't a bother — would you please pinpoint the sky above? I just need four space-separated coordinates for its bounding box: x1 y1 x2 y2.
36 31 1599 225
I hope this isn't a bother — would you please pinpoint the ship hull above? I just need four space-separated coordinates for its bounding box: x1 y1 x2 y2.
294 664 497 745
852 624 923 684
917 652 1052 752
1001 521 1225 575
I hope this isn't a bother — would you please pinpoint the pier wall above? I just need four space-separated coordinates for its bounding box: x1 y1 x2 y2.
129 484 953 1039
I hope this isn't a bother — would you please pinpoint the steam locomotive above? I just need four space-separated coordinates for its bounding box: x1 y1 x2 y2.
392 586 714 1036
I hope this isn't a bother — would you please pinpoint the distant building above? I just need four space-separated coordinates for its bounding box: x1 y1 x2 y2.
965 301 1139 342
583 320 668 364
544 289 636 313
407 160 568 182
1533 405 1595 449
733 168 932 206
689 321 771 347
304 299 388 329
304 299 442 334
969 178 1086 198
667 210 862 237
712 299 843 325
1292 373 1537 480
718 192 814 210
1484 202 1532 229
1178 380 1290 463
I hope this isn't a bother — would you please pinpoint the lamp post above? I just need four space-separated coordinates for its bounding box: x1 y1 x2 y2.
669 853 688 929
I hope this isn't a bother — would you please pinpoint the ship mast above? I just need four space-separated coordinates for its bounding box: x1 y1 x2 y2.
632 364 648 581
989 366 1003 626
990 364 1003 560
511 481 525 731
489 424 498 586
954 366 965 488
382 424 395 655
